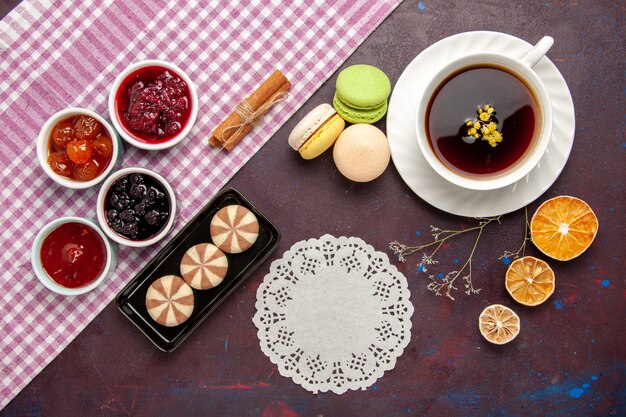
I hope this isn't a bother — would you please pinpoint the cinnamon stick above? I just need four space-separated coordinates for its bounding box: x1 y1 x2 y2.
208 135 221 147
219 82 290 152
210 69 290 151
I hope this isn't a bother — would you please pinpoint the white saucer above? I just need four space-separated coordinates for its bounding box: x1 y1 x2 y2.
387 31 575 217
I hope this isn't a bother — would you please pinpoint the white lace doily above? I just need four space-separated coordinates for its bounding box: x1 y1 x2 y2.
253 235 414 394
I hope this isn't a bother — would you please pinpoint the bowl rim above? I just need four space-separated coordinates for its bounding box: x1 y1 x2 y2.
37 107 120 190
31 216 115 296
415 52 554 191
96 167 177 247
108 59 199 151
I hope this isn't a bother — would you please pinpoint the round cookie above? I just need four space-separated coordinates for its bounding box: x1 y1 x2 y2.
145 275 194 327
210 205 259 254
333 124 391 182
180 243 228 290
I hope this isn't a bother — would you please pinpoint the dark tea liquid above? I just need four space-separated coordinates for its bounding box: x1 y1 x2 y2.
426 65 540 177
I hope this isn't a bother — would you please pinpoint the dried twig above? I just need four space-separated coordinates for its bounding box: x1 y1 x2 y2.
390 216 501 300
499 206 530 262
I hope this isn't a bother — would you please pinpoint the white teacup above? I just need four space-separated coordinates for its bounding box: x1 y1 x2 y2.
415 36 554 190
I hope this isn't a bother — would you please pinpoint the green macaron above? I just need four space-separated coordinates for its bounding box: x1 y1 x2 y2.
334 64 391 124
333 93 388 124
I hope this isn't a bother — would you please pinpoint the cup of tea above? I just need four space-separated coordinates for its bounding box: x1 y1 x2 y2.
415 36 554 190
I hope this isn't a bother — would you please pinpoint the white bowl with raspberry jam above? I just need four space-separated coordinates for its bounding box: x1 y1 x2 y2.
37 108 122 189
31 216 117 296
109 60 199 151
96 167 177 248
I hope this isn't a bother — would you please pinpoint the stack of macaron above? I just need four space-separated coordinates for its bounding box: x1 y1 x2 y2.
288 64 392 183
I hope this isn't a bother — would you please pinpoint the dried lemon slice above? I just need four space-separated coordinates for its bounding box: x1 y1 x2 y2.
505 256 555 306
478 304 520 345
531 196 599 261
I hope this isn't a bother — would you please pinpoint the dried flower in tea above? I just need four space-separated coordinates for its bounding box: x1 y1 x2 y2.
463 104 503 147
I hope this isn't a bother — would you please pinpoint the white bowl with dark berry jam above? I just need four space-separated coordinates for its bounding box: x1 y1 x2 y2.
37 108 122 189
96 167 177 247
109 60 198 151
31 217 117 296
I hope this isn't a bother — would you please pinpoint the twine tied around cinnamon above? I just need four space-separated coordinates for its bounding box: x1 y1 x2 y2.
210 69 291 151
219 91 289 147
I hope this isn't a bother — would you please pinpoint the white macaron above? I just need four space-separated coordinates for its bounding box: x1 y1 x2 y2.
288 103 337 151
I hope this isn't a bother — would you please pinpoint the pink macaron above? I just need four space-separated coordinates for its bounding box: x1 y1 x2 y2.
333 124 390 182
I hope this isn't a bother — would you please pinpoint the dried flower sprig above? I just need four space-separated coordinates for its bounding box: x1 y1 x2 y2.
499 206 530 262
389 216 501 300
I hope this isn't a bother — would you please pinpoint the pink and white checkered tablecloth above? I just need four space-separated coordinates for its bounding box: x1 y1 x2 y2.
0 0 400 408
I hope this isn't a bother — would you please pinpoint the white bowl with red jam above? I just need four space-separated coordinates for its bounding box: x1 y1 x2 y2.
37 108 122 189
109 60 198 151
96 167 177 247
31 217 117 296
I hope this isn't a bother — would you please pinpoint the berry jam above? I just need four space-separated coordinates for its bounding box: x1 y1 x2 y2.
116 66 191 143
105 173 171 241
47 115 113 181
40 222 106 288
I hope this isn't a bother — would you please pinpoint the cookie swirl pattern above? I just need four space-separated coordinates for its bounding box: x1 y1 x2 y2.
145 275 194 327
210 205 259 254
180 243 228 290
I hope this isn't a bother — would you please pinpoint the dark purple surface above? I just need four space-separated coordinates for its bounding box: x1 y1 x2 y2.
2 1 625 416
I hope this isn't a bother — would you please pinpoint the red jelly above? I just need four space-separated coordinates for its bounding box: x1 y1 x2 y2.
116 66 191 143
40 222 106 288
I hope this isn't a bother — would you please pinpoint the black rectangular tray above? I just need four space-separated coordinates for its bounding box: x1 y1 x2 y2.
115 187 280 352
